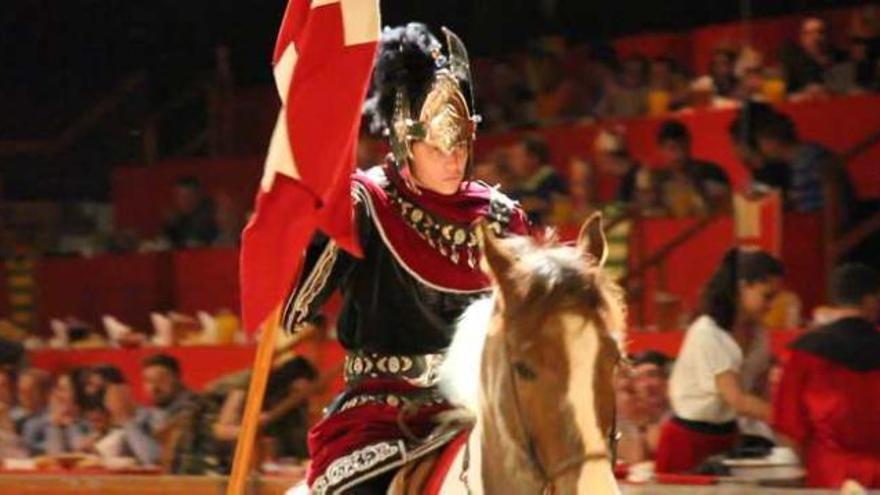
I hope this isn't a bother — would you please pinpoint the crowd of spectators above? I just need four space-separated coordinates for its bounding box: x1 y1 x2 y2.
472 99 859 235
0 351 319 474
478 12 880 130
2 11 878 260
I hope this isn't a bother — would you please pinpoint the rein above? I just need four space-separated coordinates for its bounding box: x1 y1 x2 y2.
500 325 620 494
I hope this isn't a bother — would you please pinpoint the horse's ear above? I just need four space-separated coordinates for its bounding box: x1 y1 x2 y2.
477 222 518 304
577 212 608 267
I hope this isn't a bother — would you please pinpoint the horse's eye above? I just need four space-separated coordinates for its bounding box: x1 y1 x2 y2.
513 361 537 381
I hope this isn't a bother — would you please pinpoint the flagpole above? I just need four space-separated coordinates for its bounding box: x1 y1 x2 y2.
226 307 282 495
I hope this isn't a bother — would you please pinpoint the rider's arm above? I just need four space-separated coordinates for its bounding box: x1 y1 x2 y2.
716 371 771 422
280 195 371 333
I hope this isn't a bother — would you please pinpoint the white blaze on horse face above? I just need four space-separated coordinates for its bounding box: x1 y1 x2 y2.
561 313 621 495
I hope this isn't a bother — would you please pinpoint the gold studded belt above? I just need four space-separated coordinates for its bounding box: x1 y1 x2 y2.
344 351 445 388
336 390 448 413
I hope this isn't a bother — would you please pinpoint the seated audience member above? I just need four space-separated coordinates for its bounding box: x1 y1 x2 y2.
482 60 537 130
751 109 856 225
141 354 212 473
617 351 672 464
655 249 784 473
533 53 579 124
690 48 741 109
597 55 649 118
707 48 739 99
213 357 319 469
142 354 197 426
774 264 880 489
11 369 51 435
728 103 792 197
780 17 844 98
655 120 731 215
566 157 596 220
24 372 91 455
100 383 161 465
163 176 219 248
632 351 672 417
508 134 568 225
77 403 112 454
82 364 126 407
0 367 15 425
0 367 27 458
592 127 652 208
827 35 876 94
647 56 690 111
213 194 245 248
732 46 768 103
0 337 24 369
0 429 26 458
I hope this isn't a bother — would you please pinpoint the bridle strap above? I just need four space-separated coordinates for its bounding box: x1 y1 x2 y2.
500 332 618 491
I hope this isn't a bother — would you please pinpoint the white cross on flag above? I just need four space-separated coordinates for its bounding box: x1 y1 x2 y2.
240 0 380 332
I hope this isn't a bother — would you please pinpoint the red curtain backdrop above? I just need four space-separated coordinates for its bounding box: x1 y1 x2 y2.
34 253 175 335
172 248 240 315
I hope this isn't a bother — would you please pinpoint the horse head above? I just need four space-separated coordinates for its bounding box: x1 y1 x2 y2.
473 212 626 494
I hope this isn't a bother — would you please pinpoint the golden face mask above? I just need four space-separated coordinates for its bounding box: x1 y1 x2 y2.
418 71 477 155
388 28 479 170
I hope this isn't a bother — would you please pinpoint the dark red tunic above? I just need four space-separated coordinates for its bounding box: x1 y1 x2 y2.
773 317 880 489
282 164 528 493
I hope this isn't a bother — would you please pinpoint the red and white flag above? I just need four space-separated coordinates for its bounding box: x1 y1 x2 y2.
240 0 380 332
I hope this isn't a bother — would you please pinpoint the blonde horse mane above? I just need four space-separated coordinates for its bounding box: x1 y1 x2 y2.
439 296 494 415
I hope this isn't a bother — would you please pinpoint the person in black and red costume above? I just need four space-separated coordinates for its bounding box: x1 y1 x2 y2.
774 263 880 489
280 24 528 495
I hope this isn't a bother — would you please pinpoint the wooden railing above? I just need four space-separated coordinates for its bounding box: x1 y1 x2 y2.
824 126 880 286
610 207 724 328
0 70 215 167
621 213 723 286
0 72 147 156
140 80 213 165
